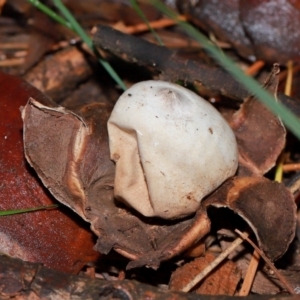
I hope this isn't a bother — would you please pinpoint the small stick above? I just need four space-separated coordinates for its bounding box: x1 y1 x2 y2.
284 60 293 97
118 270 126 280
274 152 285 183
181 234 247 292
239 249 260 296
0 57 24 67
119 16 187 35
245 60 265 76
278 64 300 81
13 50 27 58
235 229 295 295
283 163 300 172
0 42 29 49
93 24 300 115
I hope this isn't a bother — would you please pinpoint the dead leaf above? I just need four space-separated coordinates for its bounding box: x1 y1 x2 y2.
230 64 286 176
169 252 241 295
24 47 93 102
204 176 297 261
231 95 286 176
22 98 115 223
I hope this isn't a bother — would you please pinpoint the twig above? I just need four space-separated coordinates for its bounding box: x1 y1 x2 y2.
275 152 286 183
284 60 294 97
93 24 300 120
130 0 164 45
235 229 295 295
245 60 265 76
94 24 249 100
0 57 24 66
0 42 28 49
181 234 247 292
239 250 260 296
283 163 300 172
115 17 186 35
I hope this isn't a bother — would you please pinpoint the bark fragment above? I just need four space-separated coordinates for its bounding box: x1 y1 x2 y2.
93 24 300 115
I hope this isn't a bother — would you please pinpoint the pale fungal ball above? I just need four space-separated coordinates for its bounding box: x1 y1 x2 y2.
108 80 238 219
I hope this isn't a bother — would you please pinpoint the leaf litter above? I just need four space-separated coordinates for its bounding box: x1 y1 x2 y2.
1 0 300 297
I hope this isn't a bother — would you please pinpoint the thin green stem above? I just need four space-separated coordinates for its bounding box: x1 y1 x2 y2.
151 0 300 140
0 204 59 216
130 0 164 46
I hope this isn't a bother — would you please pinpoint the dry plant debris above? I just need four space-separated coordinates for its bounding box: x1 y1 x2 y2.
169 252 241 295
22 62 296 271
1 0 300 297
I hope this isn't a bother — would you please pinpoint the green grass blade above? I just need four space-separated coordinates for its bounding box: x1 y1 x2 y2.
28 0 127 90
130 0 164 46
0 204 59 216
150 0 300 140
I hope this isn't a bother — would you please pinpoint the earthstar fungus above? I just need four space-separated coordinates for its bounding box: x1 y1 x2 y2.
22 78 296 269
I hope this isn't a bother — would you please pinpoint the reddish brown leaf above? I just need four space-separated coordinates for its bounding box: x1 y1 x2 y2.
0 71 100 273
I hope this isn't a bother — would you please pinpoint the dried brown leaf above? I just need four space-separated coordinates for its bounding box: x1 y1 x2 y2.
231 97 286 176
230 65 286 176
204 176 297 261
169 252 241 295
22 98 115 222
